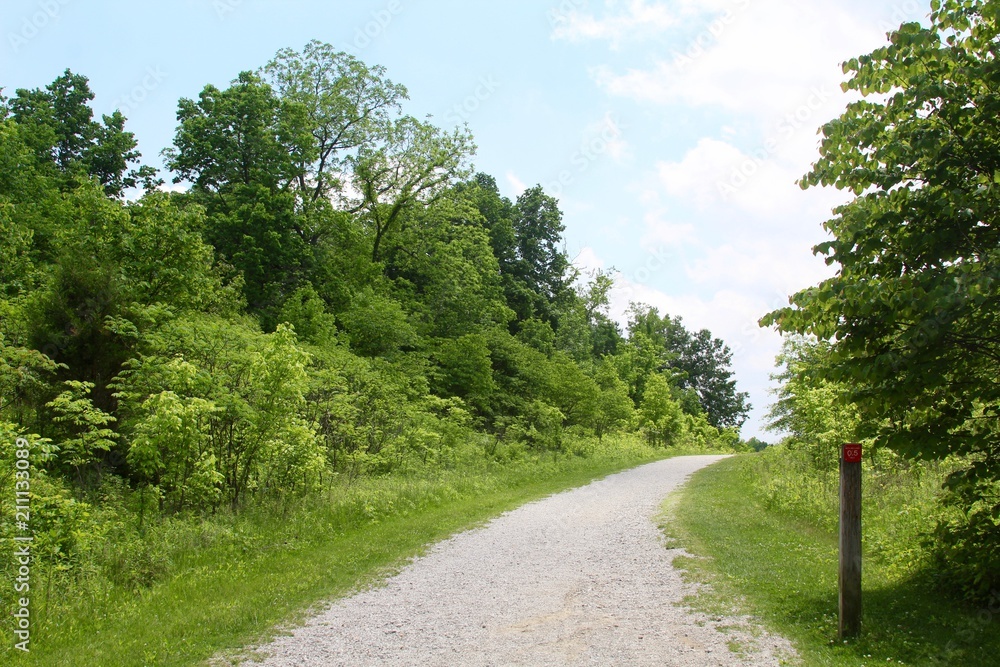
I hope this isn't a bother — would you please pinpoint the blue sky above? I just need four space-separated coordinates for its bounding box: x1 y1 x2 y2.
1 0 929 439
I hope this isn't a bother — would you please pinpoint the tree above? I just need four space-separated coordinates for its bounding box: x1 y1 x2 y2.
7 69 156 196
349 116 475 262
765 336 860 471
46 380 116 484
165 71 292 193
164 72 318 321
385 193 512 337
432 333 495 414
591 359 635 440
551 270 623 362
263 40 408 204
761 0 1000 601
638 372 685 447
511 186 572 322
338 287 416 357
28 187 236 410
627 305 749 428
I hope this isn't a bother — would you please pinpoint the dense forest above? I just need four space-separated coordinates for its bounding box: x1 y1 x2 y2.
0 40 748 615
3 0 1000 661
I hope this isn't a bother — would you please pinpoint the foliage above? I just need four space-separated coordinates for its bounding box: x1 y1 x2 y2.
761 0 1000 601
638 373 685 447
0 49 752 660
6 69 157 196
46 380 117 476
670 451 1000 666
628 304 749 428
765 336 861 471
262 40 408 204
591 359 635 440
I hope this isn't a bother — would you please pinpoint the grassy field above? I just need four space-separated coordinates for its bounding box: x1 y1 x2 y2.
4 437 688 666
665 452 1000 667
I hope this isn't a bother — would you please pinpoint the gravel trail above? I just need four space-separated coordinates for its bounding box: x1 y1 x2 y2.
246 455 795 666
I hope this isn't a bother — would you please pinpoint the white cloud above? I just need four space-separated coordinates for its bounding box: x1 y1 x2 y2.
551 0 683 49
584 112 630 164
638 208 695 249
587 2 920 121
572 246 606 274
684 241 832 300
505 171 527 196
652 129 853 223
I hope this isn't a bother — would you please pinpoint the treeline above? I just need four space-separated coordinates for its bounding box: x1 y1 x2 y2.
762 0 1000 604
0 42 748 544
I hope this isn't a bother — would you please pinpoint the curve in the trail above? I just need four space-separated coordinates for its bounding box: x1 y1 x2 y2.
246 455 794 666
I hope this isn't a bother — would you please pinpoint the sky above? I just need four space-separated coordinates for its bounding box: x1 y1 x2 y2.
1 0 930 440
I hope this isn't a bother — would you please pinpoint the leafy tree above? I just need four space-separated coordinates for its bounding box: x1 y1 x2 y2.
7 69 156 196
628 305 749 428
114 318 323 508
27 186 236 416
385 194 512 337
0 334 60 430
512 187 570 303
591 359 635 440
638 372 685 447
431 333 495 414
515 317 556 355
765 336 860 471
545 352 601 427
582 270 624 357
128 360 222 512
45 380 116 483
277 284 338 344
349 116 475 262
165 71 292 193
263 40 408 204
761 0 1000 600
744 436 771 452
338 287 416 357
611 330 665 405
164 72 313 321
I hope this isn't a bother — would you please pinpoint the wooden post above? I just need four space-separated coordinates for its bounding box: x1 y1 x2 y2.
839 443 863 638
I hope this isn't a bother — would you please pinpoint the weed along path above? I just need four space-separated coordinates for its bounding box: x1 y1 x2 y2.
244 455 793 666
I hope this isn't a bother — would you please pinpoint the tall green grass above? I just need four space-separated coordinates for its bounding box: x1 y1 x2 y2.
3 434 696 666
666 449 1000 666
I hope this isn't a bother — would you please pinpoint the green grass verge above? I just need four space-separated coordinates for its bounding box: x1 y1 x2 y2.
665 454 1000 666
6 438 683 666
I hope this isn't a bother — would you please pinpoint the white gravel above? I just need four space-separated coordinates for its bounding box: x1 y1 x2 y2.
244 455 796 666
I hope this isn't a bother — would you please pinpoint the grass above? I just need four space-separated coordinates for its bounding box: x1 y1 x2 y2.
4 436 687 666
664 451 1000 666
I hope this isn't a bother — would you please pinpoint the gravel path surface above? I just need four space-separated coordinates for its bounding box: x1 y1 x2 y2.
245 455 795 666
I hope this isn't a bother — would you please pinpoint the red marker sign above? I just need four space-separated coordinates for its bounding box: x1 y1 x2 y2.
843 443 862 463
